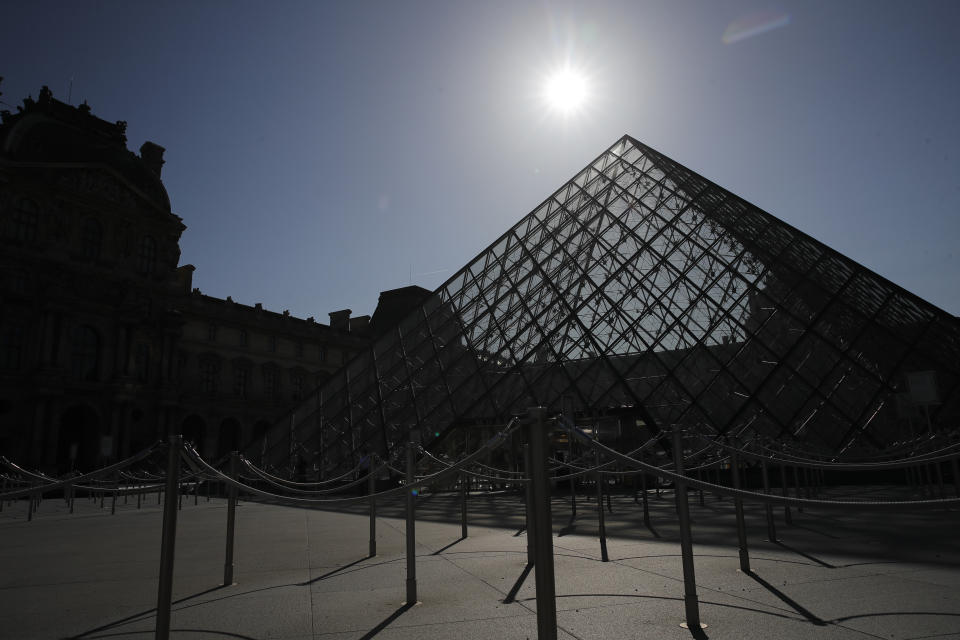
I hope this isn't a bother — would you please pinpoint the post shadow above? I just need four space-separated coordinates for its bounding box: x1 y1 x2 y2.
431 536 466 555
745 570 826 626
503 563 534 603
358 602 416 640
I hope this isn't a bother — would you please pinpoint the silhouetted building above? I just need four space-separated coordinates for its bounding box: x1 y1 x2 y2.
0 86 374 472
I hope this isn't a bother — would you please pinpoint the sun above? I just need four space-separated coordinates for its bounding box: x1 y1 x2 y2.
542 67 589 116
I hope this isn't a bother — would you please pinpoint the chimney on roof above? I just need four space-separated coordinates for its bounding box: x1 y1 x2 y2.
329 309 352 332
140 141 165 177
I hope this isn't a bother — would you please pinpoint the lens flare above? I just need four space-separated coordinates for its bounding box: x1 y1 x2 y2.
543 67 589 115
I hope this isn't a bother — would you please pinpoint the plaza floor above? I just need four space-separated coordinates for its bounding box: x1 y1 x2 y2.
1 485 959 639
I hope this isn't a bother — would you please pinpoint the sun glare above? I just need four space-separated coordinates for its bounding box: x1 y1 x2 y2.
543 67 589 116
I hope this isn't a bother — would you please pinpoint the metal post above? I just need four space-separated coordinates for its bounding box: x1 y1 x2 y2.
224 452 239 586
405 434 418 605
27 490 35 521
780 464 792 525
367 461 377 557
672 426 701 631
111 472 118 515
641 470 650 526
156 435 182 640
730 444 750 573
137 481 142 509
951 457 960 498
528 407 557 640
569 429 577 519
595 448 609 562
606 473 613 514
524 444 535 567
460 471 468 539
68 481 75 514
761 459 776 543
793 466 802 513
934 462 945 498
696 468 705 506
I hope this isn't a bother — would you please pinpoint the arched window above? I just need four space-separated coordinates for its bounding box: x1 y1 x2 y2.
12 198 39 243
138 235 157 275
81 218 102 260
70 325 100 380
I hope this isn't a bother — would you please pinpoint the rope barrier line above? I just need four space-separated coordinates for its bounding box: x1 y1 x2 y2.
238 454 371 488
240 457 381 495
717 438 960 472
0 442 164 501
417 449 529 484
182 418 523 507
562 425 960 510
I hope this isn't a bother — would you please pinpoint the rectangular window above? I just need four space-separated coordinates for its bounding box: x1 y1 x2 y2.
296 341 304 358
317 345 326 362
291 372 304 401
263 368 279 398
200 361 218 395
234 368 249 398
268 335 277 353
207 324 217 342
13 199 39 243
239 329 248 347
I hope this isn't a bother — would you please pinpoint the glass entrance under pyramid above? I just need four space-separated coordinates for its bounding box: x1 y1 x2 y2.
249 135 960 476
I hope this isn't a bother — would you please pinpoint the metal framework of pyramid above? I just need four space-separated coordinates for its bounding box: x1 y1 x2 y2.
252 135 960 475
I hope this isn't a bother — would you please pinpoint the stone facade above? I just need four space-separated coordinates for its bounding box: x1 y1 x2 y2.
0 86 368 472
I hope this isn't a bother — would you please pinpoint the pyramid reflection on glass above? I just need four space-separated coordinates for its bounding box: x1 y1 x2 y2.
252 135 960 475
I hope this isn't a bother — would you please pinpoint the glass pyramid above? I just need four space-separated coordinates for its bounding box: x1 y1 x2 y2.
252 135 960 475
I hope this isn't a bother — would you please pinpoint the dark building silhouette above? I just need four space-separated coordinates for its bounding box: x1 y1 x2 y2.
0 85 387 472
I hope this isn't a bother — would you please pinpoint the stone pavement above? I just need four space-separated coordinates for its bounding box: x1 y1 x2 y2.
2 486 960 639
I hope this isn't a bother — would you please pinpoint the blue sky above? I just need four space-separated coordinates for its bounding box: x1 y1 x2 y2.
3 0 958 319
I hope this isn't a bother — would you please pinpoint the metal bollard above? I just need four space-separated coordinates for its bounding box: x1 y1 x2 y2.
672 426 701 631
68 482 75 515
27 491 35 521
524 444 536 566
951 457 960 498
730 444 750 573
606 475 613 514
780 464 792 525
224 452 239 586
570 468 577 519
156 435 182 640
137 481 142 509
696 468 705 506
460 471 468 539
595 449 609 562
369 462 377 557
111 472 118 515
761 459 776 543
405 435 418 605
793 466 802 513
528 407 558 640
641 471 650 527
